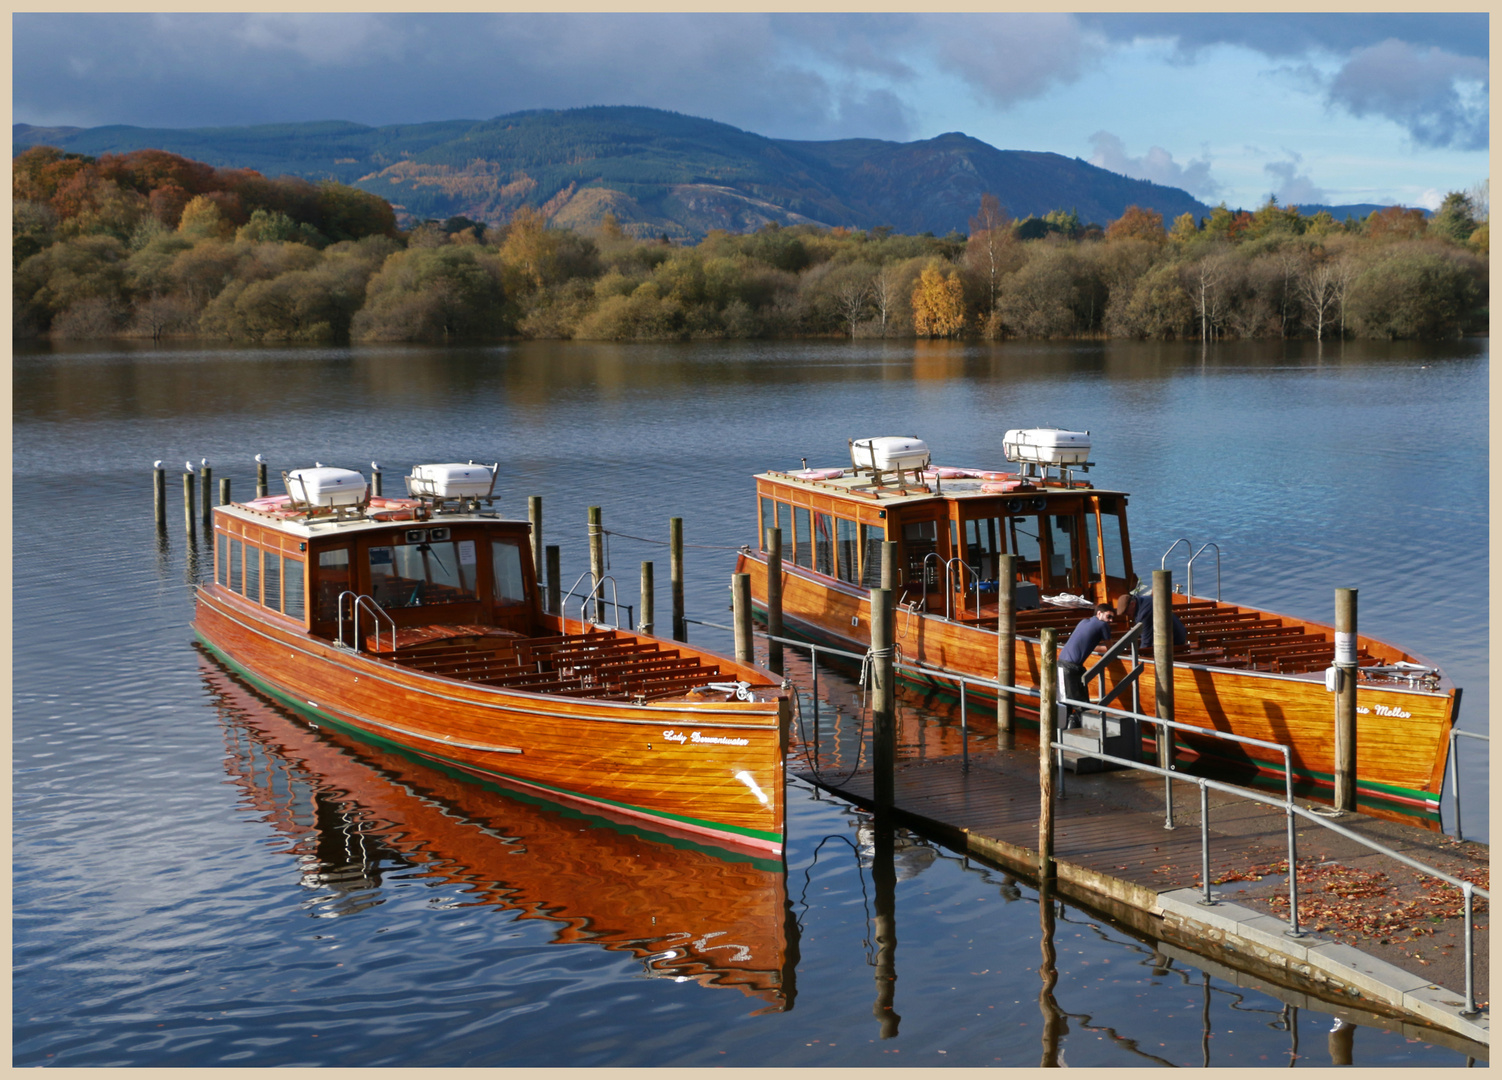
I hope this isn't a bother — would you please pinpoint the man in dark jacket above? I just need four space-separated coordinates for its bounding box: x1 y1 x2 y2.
1058 603 1115 728
1115 591 1188 652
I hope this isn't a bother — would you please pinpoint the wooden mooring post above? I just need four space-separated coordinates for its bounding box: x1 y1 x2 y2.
1334 588 1359 812
1154 568 1176 827
198 461 212 531
219 477 231 508
870 583 896 807
996 552 1016 744
588 506 604 622
153 462 166 530
182 467 197 537
732 572 753 663
1038 626 1057 882
528 496 544 599
670 517 686 641
255 455 268 499
639 562 654 636
545 545 561 615
765 527 784 674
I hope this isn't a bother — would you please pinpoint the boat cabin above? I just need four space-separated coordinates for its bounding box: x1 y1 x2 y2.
753 434 1134 621
211 464 541 649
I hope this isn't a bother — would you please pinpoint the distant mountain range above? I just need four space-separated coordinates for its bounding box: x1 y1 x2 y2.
12 108 1394 238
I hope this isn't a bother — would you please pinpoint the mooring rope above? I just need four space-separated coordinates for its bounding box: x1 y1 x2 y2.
600 527 744 551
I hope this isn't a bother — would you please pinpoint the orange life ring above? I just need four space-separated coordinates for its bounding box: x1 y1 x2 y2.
978 471 1016 482
981 480 1029 493
921 466 970 480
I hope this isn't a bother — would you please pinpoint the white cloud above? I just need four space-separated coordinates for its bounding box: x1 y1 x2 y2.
1262 153 1327 206
1088 132 1220 199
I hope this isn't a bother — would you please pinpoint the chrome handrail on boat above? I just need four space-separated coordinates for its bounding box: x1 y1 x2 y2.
562 570 625 628
1187 542 1221 601
1159 538 1191 590
942 556 974 619
336 590 396 653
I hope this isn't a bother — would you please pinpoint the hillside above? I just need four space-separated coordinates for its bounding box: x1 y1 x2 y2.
15 108 1214 238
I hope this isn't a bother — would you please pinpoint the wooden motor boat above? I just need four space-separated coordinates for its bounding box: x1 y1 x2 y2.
194 462 790 859
734 433 1460 824
203 656 795 1009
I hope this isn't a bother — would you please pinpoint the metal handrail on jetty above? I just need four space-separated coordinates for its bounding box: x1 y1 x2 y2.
731 620 1487 1020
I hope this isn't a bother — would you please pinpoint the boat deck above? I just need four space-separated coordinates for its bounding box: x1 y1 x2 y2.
904 593 1391 677
378 627 746 702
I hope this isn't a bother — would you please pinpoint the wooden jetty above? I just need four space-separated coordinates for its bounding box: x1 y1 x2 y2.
796 743 1489 1047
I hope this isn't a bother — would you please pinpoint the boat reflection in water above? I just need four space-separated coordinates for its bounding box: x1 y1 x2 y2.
201 654 798 1013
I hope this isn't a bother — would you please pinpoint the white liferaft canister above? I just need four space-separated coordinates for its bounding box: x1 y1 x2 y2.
286 467 367 507
1003 428 1091 466
852 436 931 472
409 463 496 498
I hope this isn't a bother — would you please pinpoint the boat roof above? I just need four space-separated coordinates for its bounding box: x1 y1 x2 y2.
215 495 522 540
755 468 1127 506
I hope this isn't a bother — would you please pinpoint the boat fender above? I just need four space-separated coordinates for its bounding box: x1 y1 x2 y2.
978 471 1015 482
792 468 844 481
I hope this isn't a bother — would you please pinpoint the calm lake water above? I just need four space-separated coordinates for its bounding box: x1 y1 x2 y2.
13 337 1487 1066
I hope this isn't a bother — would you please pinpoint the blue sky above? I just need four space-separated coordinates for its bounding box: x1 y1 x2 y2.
12 13 1489 210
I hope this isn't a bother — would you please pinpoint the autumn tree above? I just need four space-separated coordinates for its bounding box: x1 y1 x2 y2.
911 265 965 337
1105 205 1166 244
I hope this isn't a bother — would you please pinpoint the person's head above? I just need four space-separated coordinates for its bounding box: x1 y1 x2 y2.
1114 593 1135 619
1094 602 1114 622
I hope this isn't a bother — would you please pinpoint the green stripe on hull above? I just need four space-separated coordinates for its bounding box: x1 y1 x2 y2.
196 634 784 849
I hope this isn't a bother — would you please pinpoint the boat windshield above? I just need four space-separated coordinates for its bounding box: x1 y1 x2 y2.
368 539 479 609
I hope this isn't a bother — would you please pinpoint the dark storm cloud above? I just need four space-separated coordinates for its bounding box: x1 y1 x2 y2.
12 13 920 139
13 12 1489 154
1328 39 1489 151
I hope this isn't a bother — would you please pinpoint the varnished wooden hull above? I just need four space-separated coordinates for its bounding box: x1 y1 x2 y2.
738 552 1457 823
194 584 789 857
205 656 794 1007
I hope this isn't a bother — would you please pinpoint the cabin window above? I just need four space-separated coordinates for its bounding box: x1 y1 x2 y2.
759 497 773 550
775 502 791 542
813 512 835 576
903 520 939 585
367 540 480 609
264 553 282 612
963 516 1006 583
861 524 885 588
283 559 305 620
1008 515 1042 579
491 540 527 606
835 517 859 584
793 507 812 569
314 548 351 623
245 543 261 604
217 534 228 586
1097 511 1126 581
229 539 244 594
1046 514 1078 590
